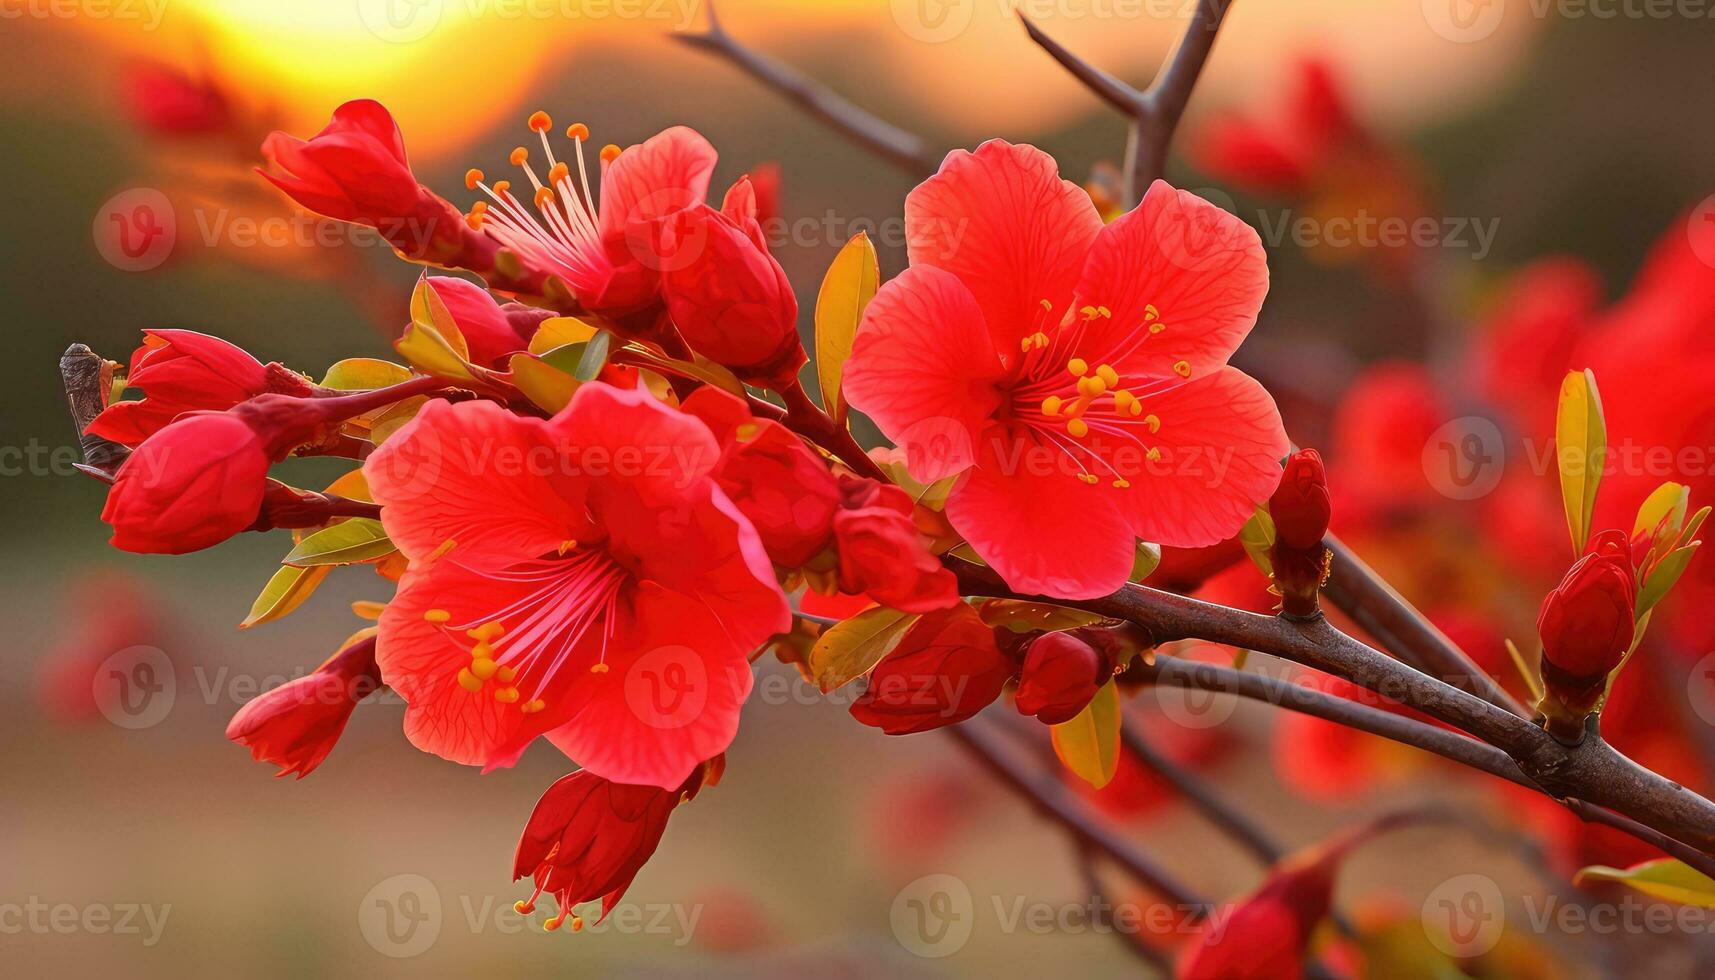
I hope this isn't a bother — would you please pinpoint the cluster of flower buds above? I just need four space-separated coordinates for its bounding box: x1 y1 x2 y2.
1268 449 1333 619
1536 529 1637 742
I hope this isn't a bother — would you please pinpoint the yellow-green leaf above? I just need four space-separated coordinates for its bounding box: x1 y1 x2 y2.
241 564 332 628
528 316 600 355
1575 859 1715 907
397 274 477 380
1638 543 1701 616
1239 506 1276 577
978 599 1104 634
814 232 878 427
575 330 613 381
283 518 397 567
1634 482 1690 547
321 357 413 391
1556 369 1606 553
508 352 581 414
1130 542 1162 583
808 605 917 693
1050 681 1121 789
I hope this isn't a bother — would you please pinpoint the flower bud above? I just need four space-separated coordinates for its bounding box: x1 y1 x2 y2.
849 604 1016 735
101 413 271 554
1537 545 1635 739
225 637 381 778
654 203 805 387
1015 631 1115 725
86 329 277 446
1268 449 1333 620
833 476 959 613
425 277 534 367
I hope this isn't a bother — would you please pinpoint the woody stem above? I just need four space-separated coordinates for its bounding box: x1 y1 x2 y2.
774 377 887 481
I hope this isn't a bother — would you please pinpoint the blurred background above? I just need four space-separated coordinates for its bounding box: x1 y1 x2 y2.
5 0 1715 976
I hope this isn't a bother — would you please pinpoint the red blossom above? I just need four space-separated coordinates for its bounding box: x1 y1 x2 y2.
122 61 233 135
225 637 382 778
1015 630 1112 725
1538 546 1636 684
832 476 959 613
424 276 541 367
86 329 287 447
1271 449 1330 551
101 413 273 555
849 603 1016 735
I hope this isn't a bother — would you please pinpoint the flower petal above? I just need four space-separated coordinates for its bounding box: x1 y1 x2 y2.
843 266 1005 482
1076 180 1268 381
906 140 1101 362
597 126 717 243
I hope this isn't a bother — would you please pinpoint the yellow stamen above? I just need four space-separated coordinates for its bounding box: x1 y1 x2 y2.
1041 395 1063 417
1173 360 1192 378
589 663 610 674
570 915 584 933
558 539 580 556
464 168 484 190
1078 473 1099 485
1147 447 1163 462
1067 358 1089 377
1143 303 1160 321
509 146 529 167
1112 478 1131 489
1149 322 1165 335
534 187 556 209
470 658 498 681
468 621 506 642
495 687 520 704
599 144 622 164
566 123 590 141
491 179 512 196
456 668 482 693
496 665 517 683
1144 414 1161 433
470 641 494 661
527 110 552 133
547 162 570 185
1067 418 1090 438
424 609 452 624
1096 364 1120 388
514 900 535 915
430 538 458 561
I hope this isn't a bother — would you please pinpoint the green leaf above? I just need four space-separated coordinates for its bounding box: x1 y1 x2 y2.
283 518 397 567
527 316 599 355
508 351 581 414
1638 543 1701 617
574 330 613 381
1050 681 1121 789
1129 542 1162 583
1239 506 1276 577
397 274 477 381
977 599 1104 634
240 564 332 628
814 232 878 427
807 606 918 693
1575 859 1715 907
1555 369 1606 553
1633 482 1690 547
321 357 412 391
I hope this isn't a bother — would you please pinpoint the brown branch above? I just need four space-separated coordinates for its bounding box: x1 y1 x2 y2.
951 559 1715 866
1118 710 1283 865
1072 844 1173 971
1322 533 1529 718
672 2 937 178
1133 653 1715 880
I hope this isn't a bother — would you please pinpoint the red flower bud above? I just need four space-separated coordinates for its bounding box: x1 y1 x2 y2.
260 100 424 227
225 637 381 778
682 388 841 567
122 60 232 135
1271 449 1330 550
655 202 804 387
849 604 1016 735
425 276 533 367
86 329 278 446
513 765 708 930
1539 549 1635 681
833 477 959 613
101 413 271 554
1015 631 1114 725
1177 844 1345 980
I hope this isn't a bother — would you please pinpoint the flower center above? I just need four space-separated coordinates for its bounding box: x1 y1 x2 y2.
422 546 627 716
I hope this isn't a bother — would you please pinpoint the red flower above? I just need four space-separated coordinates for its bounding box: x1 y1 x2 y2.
849 603 1015 735
225 636 382 778
833 476 959 613
366 384 790 788
424 276 539 367
1193 59 1361 199
1271 449 1330 550
681 387 841 568
513 763 709 930
1015 631 1112 725
1328 361 1446 522
123 60 233 135
86 329 280 447
842 141 1288 600
466 113 719 315
1539 547 1635 683
261 99 430 230
101 413 273 554
655 192 804 386
1177 837 1352 980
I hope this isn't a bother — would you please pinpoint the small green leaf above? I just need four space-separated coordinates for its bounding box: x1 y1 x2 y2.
1638 543 1701 617
574 330 613 381
283 518 397 567
1239 506 1276 577
1050 681 1121 789
1575 859 1715 907
241 564 332 628
814 232 879 427
808 606 918 693
321 358 412 391
1555 369 1606 553
508 352 581 414
1129 542 1162 583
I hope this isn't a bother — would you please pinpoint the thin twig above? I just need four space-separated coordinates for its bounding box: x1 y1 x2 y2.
1073 843 1173 972
1118 712 1282 865
672 1 937 177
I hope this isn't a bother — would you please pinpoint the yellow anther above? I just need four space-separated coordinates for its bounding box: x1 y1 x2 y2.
559 539 580 555
1021 331 1050 351
466 206 487 231
589 663 610 674
1067 418 1090 438
1041 395 1063 417
464 168 484 190
509 146 529 167
1147 447 1163 462
566 123 590 141
1113 390 1137 413
548 162 570 185
470 641 494 661
430 538 458 561
544 914 564 932
1078 473 1099 485
1144 413 1161 432
570 915 585 933
1173 360 1192 378
1079 305 1099 320
1096 364 1120 388
521 699 547 715
735 422 760 441
534 186 556 209
496 665 518 683
470 658 498 681
1078 375 1108 397
1096 306 1111 318
424 609 452 624
1067 358 1089 377
1038 298 1053 311
1149 322 1165 335
495 686 520 704
456 668 482 693
514 900 535 915
467 621 506 642
528 110 552 133
491 179 512 196
600 144 622 163
1143 303 1160 321
1112 478 1131 489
